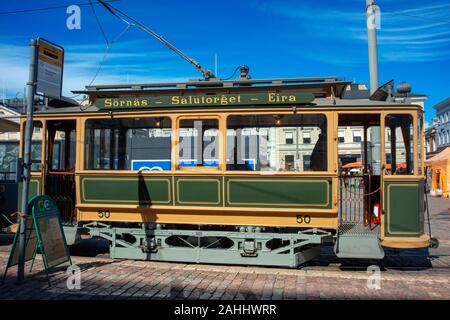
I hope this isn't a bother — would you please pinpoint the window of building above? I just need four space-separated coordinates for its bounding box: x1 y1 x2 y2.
85 117 172 170
385 114 414 175
353 130 362 143
303 154 311 171
418 116 422 175
285 131 294 144
178 119 219 168
226 114 327 172
0 141 19 181
303 131 311 144
338 130 345 143
386 153 392 163
285 155 295 170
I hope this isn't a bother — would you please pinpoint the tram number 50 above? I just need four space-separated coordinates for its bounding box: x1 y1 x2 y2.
296 215 311 224
98 210 111 219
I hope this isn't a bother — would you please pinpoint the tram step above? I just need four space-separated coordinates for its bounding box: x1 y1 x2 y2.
334 234 385 259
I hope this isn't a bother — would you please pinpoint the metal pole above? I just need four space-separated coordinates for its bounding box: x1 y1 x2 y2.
17 39 38 284
366 0 379 94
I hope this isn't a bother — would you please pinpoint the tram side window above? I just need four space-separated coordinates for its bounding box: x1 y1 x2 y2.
226 114 327 172
385 114 414 175
178 119 219 167
22 121 43 171
85 117 172 170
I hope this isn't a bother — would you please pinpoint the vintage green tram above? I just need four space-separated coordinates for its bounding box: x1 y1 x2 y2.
18 76 429 267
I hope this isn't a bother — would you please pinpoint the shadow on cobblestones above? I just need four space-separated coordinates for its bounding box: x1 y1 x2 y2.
69 238 110 257
304 246 433 271
0 234 13 247
1 260 117 291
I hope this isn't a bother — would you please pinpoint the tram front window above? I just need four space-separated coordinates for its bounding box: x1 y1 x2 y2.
385 114 414 175
226 114 327 172
85 117 172 170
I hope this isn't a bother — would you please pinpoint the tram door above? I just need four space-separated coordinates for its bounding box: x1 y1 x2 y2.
337 114 381 231
45 120 77 225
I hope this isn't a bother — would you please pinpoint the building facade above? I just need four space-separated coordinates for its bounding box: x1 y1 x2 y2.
431 97 450 153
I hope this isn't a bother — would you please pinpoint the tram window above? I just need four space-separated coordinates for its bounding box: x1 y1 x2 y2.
178 119 219 168
226 114 327 172
22 121 43 171
385 114 414 175
85 117 172 170
47 121 76 171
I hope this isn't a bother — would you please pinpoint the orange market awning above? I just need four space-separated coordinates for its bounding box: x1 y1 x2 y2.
425 147 450 166
342 161 362 169
385 162 406 170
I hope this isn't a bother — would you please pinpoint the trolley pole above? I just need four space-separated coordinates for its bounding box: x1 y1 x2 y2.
17 39 38 284
366 0 379 94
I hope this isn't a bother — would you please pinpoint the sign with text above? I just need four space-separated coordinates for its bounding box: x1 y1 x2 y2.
32 196 71 268
36 39 64 99
96 92 315 110
2 196 71 285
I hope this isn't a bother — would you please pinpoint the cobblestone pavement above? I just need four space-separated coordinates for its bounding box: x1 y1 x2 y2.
0 196 449 300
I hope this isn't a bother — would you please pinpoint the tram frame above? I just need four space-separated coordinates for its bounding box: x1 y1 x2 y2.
17 77 430 267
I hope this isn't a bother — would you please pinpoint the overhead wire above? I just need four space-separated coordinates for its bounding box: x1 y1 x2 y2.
0 0 120 15
73 1 134 109
383 9 450 25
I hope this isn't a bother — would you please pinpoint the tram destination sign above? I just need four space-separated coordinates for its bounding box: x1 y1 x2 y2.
96 92 315 110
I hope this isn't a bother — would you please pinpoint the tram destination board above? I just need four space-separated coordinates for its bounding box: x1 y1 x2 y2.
96 92 315 109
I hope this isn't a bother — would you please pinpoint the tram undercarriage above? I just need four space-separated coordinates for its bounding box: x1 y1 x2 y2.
80 223 333 268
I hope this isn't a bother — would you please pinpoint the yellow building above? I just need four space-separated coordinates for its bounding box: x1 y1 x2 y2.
425 147 450 198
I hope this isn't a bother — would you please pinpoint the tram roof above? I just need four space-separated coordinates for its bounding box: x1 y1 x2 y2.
28 76 423 115
73 76 349 96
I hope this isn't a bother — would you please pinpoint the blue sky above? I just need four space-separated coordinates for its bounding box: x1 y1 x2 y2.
0 0 449 122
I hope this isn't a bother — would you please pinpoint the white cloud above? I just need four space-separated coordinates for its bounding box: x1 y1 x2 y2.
252 1 450 63
0 39 199 98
